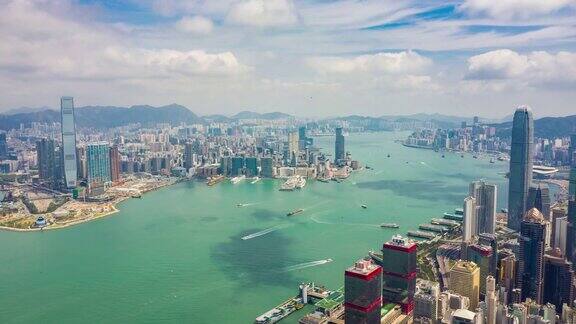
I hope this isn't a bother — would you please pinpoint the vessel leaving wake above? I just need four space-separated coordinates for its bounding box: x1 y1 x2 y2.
283 259 333 272
240 224 287 240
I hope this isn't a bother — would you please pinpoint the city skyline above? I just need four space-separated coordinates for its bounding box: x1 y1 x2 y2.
1 0 576 117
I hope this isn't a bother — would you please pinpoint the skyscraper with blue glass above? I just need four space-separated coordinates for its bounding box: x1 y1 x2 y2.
507 107 533 232
60 97 78 189
86 142 111 186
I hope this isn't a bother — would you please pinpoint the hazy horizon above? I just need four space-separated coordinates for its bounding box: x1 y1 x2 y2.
1 0 575 118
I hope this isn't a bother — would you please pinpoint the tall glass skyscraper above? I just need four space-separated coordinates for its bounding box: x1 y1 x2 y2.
60 97 78 189
507 107 533 232
335 127 345 163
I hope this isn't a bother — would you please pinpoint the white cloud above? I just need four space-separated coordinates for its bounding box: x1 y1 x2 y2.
175 16 214 35
308 51 432 75
461 0 575 19
225 0 298 27
466 49 576 85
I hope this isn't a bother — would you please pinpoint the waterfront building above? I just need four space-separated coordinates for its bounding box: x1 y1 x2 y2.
288 131 299 167
260 157 274 178
469 180 497 234
36 138 57 189
86 142 111 187
60 96 78 189
184 143 194 170
508 106 534 232
335 127 345 164
220 156 231 176
109 145 121 183
231 156 244 176
344 259 382 324
449 260 480 310
543 249 575 310
245 157 258 177
76 146 87 180
462 196 476 242
518 208 547 304
381 235 417 314
414 279 440 322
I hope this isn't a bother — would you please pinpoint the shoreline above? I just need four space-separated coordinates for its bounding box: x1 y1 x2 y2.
0 178 178 233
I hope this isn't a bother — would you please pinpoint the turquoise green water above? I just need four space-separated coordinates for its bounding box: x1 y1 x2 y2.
0 132 509 323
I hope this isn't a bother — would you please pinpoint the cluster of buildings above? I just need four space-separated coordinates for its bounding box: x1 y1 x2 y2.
332 107 576 323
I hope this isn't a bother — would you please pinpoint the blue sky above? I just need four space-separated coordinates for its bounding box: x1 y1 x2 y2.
1 0 575 118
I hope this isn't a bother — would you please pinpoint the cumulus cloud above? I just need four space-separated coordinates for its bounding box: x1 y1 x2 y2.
225 0 298 27
175 16 214 35
466 49 576 86
308 51 432 74
461 0 575 19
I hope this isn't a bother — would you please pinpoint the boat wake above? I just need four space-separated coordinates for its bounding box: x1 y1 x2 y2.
241 224 288 240
283 259 333 272
310 214 380 228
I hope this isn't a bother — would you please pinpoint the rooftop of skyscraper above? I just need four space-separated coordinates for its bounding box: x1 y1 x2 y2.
346 259 380 276
523 208 546 223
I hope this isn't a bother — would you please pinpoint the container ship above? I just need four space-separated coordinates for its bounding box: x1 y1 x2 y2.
206 175 225 186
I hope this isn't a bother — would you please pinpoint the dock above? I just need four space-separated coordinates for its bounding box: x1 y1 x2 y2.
407 230 437 240
419 224 449 234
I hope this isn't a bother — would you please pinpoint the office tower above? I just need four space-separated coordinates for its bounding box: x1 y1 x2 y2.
414 280 440 322
478 233 498 277
76 146 87 180
86 142 111 186
570 134 576 166
462 196 476 242
109 145 121 183
244 157 258 177
60 96 78 189
486 276 497 324
554 216 569 255
469 181 497 234
451 309 477 324
184 143 194 170
551 208 567 251
36 139 56 189
381 235 417 313
499 254 516 305
220 156 231 176
298 126 307 150
519 208 547 304
543 250 575 310
527 184 551 220
449 260 480 310
334 127 345 163
288 131 299 166
260 157 274 178
231 157 244 176
344 259 382 324
0 132 7 159
467 244 493 294
508 106 534 232
568 162 576 265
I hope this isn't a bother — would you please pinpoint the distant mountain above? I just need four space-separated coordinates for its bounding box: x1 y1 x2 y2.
494 115 576 138
0 104 204 130
203 114 233 123
232 111 293 120
4 106 56 115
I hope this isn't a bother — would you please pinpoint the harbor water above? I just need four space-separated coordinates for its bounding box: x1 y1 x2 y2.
0 132 510 323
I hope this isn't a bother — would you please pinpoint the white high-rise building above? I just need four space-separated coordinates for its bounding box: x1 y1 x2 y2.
463 196 477 242
469 180 497 234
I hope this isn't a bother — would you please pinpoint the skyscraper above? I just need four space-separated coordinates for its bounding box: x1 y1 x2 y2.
486 276 497 324
449 260 480 310
36 138 57 189
462 196 476 242
414 280 440 322
507 106 534 232
184 142 194 171
288 131 299 166
86 142 111 186
344 259 382 324
60 96 78 189
109 145 121 183
518 208 547 304
469 181 497 234
381 235 417 313
543 249 575 310
569 134 576 166
0 132 7 159
527 184 551 220
260 157 274 178
335 127 345 163
568 159 576 265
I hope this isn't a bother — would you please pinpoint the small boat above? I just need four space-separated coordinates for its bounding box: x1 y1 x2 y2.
380 223 399 229
473 155 478 159
361 205 367 209
236 203 245 207
365 166 372 170
287 209 304 216
460 154 464 158
490 158 495 164
441 154 445 158
387 154 391 158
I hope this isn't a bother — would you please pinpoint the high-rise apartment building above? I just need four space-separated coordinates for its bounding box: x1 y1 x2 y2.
469 181 497 234
449 260 480 310
381 235 417 313
60 96 78 189
86 142 111 186
508 106 534 232
518 208 547 304
344 259 382 324
335 127 345 163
